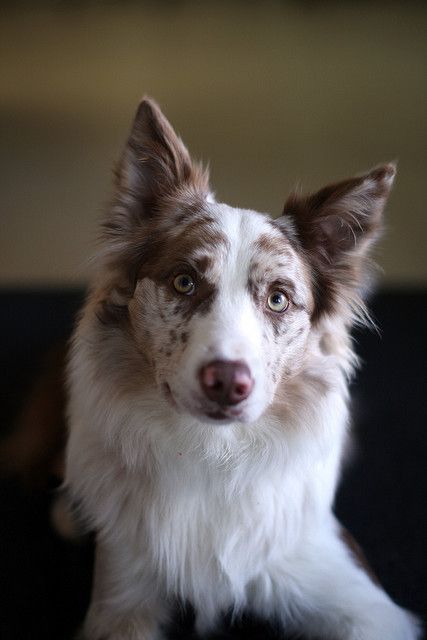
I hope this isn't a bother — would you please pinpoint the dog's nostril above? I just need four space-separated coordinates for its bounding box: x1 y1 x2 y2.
234 383 247 398
199 360 253 407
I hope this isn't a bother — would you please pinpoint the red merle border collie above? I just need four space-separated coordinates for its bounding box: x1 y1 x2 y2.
65 98 421 639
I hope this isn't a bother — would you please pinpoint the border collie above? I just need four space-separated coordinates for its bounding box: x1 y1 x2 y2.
65 98 421 639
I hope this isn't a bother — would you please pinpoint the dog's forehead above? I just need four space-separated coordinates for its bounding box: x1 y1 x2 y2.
200 203 310 295
182 202 286 261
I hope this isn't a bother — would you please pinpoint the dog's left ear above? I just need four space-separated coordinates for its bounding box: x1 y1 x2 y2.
279 164 396 321
108 97 209 236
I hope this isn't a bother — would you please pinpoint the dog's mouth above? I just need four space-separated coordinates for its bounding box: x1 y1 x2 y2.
162 382 247 424
206 410 229 421
199 406 248 424
205 408 245 422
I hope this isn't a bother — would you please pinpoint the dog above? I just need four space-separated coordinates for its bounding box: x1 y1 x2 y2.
65 97 421 639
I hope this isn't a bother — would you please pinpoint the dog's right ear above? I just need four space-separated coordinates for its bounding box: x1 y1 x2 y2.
107 98 209 236
278 164 396 323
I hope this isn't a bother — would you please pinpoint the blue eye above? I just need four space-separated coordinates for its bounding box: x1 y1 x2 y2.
173 274 195 295
267 291 289 312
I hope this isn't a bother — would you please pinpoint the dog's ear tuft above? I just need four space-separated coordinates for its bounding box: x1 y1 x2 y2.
109 97 209 232
279 164 396 322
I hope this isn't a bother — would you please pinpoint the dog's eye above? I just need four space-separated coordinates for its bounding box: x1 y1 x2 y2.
173 274 195 295
267 291 289 313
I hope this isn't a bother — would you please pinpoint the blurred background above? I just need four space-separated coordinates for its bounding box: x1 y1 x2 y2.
1 3 426 639
1 1 426 288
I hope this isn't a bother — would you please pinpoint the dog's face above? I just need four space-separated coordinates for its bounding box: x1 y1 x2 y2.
128 203 313 423
98 98 395 425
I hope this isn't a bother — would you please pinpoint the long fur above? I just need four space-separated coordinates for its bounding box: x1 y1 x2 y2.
65 98 421 640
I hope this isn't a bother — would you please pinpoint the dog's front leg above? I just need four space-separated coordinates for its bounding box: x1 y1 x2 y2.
79 541 168 640
260 521 421 640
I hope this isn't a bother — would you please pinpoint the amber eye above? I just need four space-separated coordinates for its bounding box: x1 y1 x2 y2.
173 274 195 295
267 291 289 313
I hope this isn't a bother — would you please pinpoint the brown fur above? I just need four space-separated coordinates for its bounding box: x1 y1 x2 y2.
279 164 395 322
340 526 380 586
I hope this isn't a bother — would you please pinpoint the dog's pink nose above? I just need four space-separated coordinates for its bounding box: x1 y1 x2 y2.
199 360 253 406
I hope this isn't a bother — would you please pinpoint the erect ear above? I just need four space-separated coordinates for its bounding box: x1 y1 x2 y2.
279 164 396 322
107 97 209 236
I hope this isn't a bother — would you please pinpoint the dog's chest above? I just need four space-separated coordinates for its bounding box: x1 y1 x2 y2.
115 452 310 593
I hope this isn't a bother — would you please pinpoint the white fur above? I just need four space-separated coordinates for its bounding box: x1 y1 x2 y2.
66 199 421 640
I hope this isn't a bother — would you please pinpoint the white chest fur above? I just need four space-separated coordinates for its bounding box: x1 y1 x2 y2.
66 357 348 613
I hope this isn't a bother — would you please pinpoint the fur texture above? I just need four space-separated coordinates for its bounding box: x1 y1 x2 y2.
65 98 421 640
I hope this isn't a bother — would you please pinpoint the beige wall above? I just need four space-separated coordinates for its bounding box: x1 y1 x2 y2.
1 3 426 287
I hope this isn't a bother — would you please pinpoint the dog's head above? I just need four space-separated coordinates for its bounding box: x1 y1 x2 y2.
96 98 395 425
